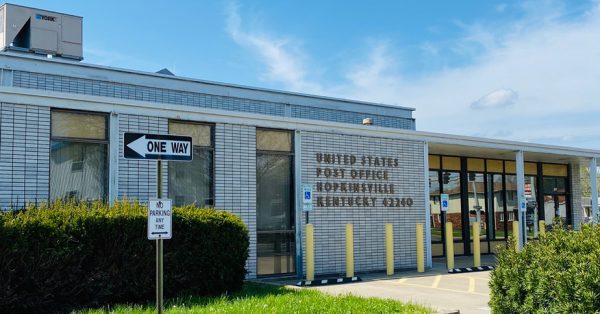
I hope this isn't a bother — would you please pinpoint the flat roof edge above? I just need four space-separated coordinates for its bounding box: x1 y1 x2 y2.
2 3 83 18
421 130 600 157
2 86 597 158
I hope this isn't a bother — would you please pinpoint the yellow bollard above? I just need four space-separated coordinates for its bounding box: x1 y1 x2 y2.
346 224 354 278
445 222 454 269
512 221 520 252
539 220 546 238
416 223 424 273
306 224 314 281
385 224 394 275
472 222 480 267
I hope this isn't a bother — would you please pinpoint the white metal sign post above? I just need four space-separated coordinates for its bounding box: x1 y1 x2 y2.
123 132 191 314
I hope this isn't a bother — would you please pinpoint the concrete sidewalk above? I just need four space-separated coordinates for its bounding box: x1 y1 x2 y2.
265 255 496 314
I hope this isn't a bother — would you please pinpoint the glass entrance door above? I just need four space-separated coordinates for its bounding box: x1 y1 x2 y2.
542 176 569 228
442 171 465 254
524 176 539 239
543 195 568 227
467 172 487 252
256 154 295 276
256 129 295 276
486 173 506 252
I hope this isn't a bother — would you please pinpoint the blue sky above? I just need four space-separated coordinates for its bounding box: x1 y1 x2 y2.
12 0 600 149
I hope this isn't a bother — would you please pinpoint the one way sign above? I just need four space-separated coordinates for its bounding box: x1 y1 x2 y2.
124 133 193 161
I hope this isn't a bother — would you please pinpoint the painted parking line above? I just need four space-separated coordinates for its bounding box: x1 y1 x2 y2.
450 274 490 280
468 277 475 293
431 275 442 288
395 280 488 296
394 274 488 296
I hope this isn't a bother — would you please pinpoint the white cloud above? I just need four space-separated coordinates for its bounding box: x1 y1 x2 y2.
224 3 322 94
225 1 600 149
471 89 518 109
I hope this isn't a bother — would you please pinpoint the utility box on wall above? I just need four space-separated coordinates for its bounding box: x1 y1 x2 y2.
0 3 82 60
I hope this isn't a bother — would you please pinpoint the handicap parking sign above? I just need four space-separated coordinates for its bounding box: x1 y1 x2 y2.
441 194 449 212
304 191 311 200
302 184 313 212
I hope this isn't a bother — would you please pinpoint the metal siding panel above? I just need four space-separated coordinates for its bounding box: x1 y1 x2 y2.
11 71 416 130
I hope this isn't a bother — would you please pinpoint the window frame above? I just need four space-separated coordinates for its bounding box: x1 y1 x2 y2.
256 127 294 154
50 109 109 144
49 109 109 201
428 154 573 251
167 120 215 207
256 128 295 223
255 128 296 276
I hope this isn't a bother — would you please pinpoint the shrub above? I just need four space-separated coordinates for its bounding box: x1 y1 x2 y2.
490 224 600 313
0 200 249 313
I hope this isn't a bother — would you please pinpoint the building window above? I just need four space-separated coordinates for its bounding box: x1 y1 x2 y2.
429 171 442 242
542 173 569 226
499 212 516 222
50 110 108 201
168 121 213 207
256 129 294 276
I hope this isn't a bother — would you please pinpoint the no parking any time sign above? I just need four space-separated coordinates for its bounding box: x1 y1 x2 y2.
148 199 172 240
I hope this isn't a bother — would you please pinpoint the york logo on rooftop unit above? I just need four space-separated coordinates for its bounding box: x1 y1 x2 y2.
35 14 56 22
314 153 413 208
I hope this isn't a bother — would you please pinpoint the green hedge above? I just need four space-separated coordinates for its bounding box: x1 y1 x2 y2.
0 200 249 313
490 224 600 313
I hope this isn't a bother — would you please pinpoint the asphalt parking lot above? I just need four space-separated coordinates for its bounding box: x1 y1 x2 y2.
273 255 495 314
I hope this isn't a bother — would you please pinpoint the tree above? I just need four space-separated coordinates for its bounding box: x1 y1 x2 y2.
580 166 600 197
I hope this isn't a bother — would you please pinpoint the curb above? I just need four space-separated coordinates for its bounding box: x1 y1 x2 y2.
296 276 362 286
448 266 494 273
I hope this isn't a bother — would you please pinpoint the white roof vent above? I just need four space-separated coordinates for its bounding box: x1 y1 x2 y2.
0 4 83 60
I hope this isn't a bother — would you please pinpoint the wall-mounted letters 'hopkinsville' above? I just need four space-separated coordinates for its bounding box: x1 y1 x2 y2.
314 153 414 208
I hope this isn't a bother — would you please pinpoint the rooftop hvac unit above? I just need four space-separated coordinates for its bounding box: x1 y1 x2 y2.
0 3 82 60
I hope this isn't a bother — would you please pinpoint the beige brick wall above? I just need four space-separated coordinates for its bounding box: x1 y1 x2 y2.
300 131 426 275
0 103 50 209
214 124 257 278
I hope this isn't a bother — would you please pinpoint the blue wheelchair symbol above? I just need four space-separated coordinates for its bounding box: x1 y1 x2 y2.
442 200 448 207
304 191 311 200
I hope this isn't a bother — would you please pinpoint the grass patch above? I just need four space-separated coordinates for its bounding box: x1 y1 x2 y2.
76 282 433 314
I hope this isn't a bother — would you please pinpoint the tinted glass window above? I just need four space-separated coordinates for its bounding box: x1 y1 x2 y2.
257 154 293 230
256 129 295 275
169 147 213 206
257 129 292 152
442 171 462 241
429 171 442 242
543 177 567 194
51 111 106 140
168 122 214 207
50 111 108 201
169 122 211 147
